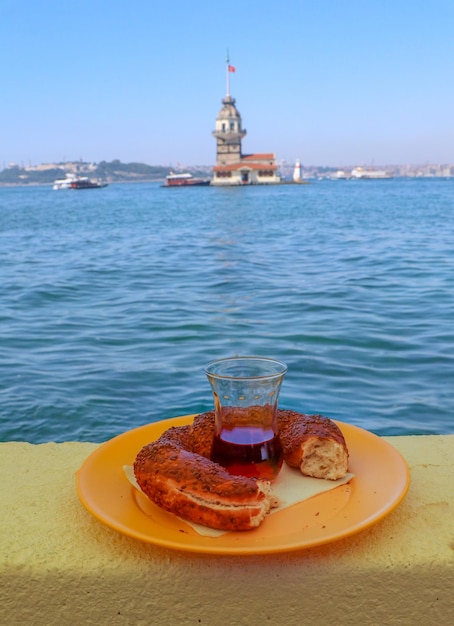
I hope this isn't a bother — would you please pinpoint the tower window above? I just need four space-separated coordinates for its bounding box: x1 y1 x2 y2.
230 122 235 131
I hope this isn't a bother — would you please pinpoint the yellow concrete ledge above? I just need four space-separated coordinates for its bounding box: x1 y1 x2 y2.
1 435 453 626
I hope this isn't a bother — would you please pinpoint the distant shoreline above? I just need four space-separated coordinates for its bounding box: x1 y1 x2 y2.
0 179 168 188
2 158 453 187
2 176 454 189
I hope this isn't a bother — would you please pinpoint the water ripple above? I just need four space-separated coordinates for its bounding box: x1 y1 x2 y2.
1 179 453 442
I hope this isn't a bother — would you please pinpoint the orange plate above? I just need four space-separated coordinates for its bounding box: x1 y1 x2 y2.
76 415 410 555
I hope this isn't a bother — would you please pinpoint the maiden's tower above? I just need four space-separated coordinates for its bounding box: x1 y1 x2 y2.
211 58 280 186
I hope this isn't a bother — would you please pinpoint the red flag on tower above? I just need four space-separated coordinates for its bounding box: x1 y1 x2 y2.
228 65 236 72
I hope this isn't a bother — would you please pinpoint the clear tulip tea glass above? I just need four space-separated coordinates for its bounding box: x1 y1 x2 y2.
204 356 288 481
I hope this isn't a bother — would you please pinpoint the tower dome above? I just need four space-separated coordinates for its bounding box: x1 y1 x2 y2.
212 95 246 166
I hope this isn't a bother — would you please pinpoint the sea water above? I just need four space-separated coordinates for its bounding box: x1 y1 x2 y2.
1 178 453 442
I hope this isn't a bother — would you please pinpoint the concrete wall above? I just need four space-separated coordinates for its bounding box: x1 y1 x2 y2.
1 434 453 625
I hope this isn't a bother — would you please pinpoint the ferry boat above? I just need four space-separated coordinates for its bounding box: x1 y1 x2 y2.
53 174 108 190
350 167 392 179
163 172 211 187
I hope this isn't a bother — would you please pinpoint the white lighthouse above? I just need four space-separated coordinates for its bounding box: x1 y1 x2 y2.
293 159 302 183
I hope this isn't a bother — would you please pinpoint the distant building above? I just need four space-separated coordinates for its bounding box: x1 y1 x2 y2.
211 59 280 186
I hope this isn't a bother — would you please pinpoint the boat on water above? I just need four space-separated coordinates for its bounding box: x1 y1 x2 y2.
350 167 392 180
330 167 392 180
53 174 108 190
163 172 211 187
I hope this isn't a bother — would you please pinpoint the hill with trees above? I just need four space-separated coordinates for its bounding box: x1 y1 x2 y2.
0 160 210 185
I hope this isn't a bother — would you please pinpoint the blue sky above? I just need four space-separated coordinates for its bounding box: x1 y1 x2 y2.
2 0 454 167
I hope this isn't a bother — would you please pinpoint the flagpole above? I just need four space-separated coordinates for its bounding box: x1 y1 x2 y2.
226 49 230 97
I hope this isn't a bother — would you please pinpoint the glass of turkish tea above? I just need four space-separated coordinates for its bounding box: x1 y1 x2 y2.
204 356 288 481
